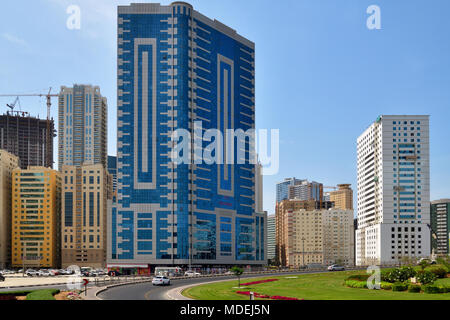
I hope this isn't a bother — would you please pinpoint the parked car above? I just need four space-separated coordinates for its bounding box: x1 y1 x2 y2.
328 264 345 271
0 273 5 282
108 271 121 277
152 276 170 286
26 269 39 277
185 271 201 277
38 270 51 277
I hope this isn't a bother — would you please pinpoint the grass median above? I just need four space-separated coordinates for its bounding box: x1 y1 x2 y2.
182 270 450 300
0 289 60 300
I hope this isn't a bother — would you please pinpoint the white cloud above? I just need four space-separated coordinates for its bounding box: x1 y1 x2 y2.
2 33 28 47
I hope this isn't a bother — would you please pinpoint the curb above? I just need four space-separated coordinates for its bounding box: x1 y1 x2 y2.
93 279 155 300
0 282 70 290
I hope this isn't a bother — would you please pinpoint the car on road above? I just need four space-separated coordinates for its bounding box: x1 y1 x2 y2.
184 271 201 277
327 264 345 271
0 273 5 282
152 276 170 286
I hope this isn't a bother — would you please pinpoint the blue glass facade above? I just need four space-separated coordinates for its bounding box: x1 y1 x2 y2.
109 2 266 267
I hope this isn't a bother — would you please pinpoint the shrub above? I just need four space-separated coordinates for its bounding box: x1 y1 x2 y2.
381 267 416 283
437 285 450 293
408 284 421 293
392 282 408 292
423 285 441 294
416 271 437 285
0 290 32 296
345 274 370 282
380 282 393 290
426 266 447 279
345 280 367 289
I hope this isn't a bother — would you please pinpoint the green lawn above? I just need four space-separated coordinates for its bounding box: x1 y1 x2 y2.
183 271 450 300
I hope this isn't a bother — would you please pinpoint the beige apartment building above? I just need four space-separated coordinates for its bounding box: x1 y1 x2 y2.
61 164 112 268
11 167 61 268
329 184 353 210
0 150 19 268
277 199 354 268
322 209 355 266
275 199 334 266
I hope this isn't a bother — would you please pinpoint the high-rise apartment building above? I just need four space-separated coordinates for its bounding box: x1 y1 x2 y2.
275 199 334 266
288 180 323 202
60 164 112 268
430 199 450 256
11 167 61 268
280 208 354 268
276 178 323 203
58 85 108 169
109 2 265 272
276 178 302 203
0 150 19 268
329 184 353 210
356 115 430 265
267 215 276 262
0 112 55 169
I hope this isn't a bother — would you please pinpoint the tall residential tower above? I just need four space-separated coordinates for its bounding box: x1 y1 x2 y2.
108 2 265 273
356 115 430 265
58 85 108 169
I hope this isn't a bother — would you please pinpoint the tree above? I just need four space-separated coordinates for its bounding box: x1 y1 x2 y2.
419 259 430 271
231 266 244 288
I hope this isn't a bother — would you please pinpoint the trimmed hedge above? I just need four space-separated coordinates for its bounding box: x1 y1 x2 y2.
345 274 370 282
426 266 447 279
0 290 32 296
423 285 441 294
392 282 408 292
437 285 450 293
408 284 421 293
345 280 367 289
380 282 393 290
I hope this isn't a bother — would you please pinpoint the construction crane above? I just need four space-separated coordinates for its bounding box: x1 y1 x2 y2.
0 88 59 167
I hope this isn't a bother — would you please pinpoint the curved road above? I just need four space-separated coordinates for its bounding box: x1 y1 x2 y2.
98 271 331 300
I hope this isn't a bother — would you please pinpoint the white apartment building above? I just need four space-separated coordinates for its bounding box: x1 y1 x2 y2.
356 115 430 265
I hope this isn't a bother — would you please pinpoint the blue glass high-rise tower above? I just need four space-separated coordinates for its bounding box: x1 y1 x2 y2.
108 2 266 272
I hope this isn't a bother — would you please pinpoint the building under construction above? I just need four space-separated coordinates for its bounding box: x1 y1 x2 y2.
0 111 55 169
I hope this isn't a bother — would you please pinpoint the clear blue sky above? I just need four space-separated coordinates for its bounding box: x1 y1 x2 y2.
1 0 449 214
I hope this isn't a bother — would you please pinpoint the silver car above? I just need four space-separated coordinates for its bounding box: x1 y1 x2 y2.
328 264 345 271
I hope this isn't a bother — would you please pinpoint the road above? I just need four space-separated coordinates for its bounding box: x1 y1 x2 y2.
98 270 332 300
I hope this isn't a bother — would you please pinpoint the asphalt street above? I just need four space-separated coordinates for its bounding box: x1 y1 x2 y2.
98 271 331 300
